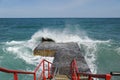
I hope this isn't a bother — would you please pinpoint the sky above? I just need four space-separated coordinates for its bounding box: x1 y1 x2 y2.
0 0 120 18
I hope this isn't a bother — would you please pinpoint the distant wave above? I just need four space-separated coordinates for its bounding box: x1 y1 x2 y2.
115 47 120 56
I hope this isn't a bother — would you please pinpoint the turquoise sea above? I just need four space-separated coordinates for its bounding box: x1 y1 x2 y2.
0 18 120 80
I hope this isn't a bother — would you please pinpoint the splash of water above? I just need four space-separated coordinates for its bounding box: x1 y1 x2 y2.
4 28 110 74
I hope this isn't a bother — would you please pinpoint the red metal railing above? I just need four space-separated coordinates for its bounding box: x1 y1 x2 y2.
0 59 53 80
0 58 113 80
71 59 112 80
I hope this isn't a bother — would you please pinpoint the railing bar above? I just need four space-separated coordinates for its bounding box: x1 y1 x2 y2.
0 59 54 80
34 59 44 73
78 72 108 78
71 59 112 80
44 60 53 64
110 72 120 76
0 67 34 74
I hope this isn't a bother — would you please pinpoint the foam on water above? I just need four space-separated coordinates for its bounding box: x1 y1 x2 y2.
4 28 110 74
4 39 54 66
31 28 110 73
115 47 120 55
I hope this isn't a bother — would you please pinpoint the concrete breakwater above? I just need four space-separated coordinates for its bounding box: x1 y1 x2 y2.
34 42 91 77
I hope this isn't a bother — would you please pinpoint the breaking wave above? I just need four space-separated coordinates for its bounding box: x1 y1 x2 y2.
4 28 110 73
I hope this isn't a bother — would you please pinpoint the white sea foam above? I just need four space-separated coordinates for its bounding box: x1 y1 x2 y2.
4 28 110 74
6 41 25 45
30 28 110 73
5 37 54 65
115 47 120 55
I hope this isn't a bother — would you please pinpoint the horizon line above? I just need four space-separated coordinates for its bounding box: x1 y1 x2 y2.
0 17 120 19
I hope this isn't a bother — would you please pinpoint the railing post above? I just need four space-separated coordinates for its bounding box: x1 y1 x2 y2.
14 73 18 80
34 73 36 80
72 72 75 80
88 76 93 80
105 74 111 80
43 60 46 80
77 73 80 80
48 62 51 79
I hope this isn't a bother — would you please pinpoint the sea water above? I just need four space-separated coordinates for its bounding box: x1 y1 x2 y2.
0 18 120 80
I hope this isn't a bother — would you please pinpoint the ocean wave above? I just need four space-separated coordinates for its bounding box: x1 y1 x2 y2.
3 28 110 74
4 39 53 65
30 28 110 73
5 41 26 46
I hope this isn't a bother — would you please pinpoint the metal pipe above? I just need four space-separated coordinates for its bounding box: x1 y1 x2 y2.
0 59 53 80
34 73 36 80
14 73 18 80
110 72 120 76
0 67 34 74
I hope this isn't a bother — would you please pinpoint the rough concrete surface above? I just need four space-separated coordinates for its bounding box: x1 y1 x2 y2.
34 42 91 76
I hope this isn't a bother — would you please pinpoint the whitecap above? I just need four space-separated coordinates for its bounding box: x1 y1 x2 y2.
115 47 120 55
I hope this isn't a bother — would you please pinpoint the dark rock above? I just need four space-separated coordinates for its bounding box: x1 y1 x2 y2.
41 37 55 42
